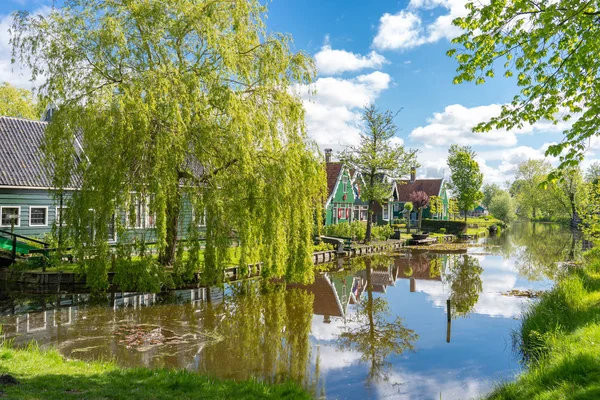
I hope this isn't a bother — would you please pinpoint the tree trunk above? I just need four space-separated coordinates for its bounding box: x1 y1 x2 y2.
418 208 423 231
160 188 181 266
365 199 374 243
464 209 467 222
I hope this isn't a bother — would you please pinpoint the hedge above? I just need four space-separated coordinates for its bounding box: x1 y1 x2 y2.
421 219 467 235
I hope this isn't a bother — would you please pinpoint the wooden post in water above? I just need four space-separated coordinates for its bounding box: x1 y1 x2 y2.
410 277 416 293
446 299 452 343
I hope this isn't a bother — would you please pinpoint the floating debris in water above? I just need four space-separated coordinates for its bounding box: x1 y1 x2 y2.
502 289 544 298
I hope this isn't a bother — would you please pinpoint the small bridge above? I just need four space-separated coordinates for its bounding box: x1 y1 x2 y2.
0 229 49 268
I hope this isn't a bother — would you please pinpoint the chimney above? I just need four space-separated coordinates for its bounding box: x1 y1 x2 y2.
325 148 333 163
410 166 416 182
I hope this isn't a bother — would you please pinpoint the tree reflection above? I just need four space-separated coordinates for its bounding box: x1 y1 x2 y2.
197 281 316 387
509 222 581 280
447 255 483 317
337 256 418 383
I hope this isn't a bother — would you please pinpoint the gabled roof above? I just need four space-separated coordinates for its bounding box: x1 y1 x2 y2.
325 162 343 199
287 274 344 318
395 179 443 202
0 116 80 188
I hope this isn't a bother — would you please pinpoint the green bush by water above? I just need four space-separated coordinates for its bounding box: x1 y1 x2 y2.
488 249 600 399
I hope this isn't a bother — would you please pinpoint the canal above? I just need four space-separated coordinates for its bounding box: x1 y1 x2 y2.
0 222 583 399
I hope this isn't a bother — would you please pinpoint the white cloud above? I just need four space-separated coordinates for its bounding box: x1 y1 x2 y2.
373 11 425 51
296 71 392 150
372 0 469 51
409 104 518 147
409 103 574 148
0 8 49 90
314 44 387 75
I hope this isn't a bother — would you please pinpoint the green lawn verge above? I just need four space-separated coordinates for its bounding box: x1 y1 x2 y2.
0 344 311 400
487 248 600 399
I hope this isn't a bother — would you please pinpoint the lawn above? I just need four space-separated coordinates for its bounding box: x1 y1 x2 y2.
487 248 600 399
0 344 311 400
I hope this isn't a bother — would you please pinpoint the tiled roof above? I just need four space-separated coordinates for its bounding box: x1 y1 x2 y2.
396 179 443 202
0 116 56 188
0 116 204 189
287 274 343 318
325 162 343 199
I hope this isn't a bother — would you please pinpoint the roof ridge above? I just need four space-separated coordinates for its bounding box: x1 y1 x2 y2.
0 115 48 124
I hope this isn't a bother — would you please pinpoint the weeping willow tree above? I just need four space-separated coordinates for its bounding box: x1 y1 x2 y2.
11 0 325 290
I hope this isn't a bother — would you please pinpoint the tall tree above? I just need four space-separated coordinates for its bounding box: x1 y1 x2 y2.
449 0 600 174
488 191 515 224
546 168 584 226
341 105 418 242
409 190 429 231
0 82 44 119
482 183 501 209
513 159 551 219
11 0 325 289
447 145 483 222
586 162 600 184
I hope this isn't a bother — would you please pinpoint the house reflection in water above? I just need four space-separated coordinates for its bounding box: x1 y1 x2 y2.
288 273 356 322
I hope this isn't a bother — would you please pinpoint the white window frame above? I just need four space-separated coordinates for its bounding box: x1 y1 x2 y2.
343 177 348 193
29 206 48 227
55 206 68 227
382 204 390 221
126 193 149 230
1 206 21 227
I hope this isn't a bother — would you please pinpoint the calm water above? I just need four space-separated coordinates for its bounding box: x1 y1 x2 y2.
0 222 583 399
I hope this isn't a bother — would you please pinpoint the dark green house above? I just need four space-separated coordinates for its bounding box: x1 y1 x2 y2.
324 150 355 226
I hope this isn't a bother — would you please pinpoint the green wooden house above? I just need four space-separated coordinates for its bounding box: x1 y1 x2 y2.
0 116 198 244
390 168 449 222
324 150 355 226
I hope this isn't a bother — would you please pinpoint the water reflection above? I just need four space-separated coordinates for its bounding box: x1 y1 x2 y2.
484 222 583 281
337 257 418 383
0 222 582 399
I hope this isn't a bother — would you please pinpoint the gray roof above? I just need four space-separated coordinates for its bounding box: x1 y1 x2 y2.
0 116 82 189
0 116 54 188
0 115 205 189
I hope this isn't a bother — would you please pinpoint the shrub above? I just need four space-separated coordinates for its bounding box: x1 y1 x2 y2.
439 228 446 234
323 221 367 241
421 219 467 235
372 224 394 241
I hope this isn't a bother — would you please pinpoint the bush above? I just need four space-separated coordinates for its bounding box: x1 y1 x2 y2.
372 224 394 241
323 221 367 241
439 228 446 234
421 219 467 235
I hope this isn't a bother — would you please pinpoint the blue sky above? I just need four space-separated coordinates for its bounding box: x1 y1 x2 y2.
1 0 597 184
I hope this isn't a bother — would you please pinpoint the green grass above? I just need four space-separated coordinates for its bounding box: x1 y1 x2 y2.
0 344 311 400
487 248 600 399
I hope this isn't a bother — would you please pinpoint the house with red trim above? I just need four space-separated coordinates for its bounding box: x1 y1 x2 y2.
390 168 449 222
324 150 356 226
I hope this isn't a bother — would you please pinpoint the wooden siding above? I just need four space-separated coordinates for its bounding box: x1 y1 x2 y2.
325 168 355 226
0 188 198 242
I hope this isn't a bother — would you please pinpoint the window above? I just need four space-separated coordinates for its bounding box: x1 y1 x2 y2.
383 205 389 221
342 177 348 193
55 206 67 226
192 208 207 227
127 194 153 229
1 206 20 227
29 207 48 226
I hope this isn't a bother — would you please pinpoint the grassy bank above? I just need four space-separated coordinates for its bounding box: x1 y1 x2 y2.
0 344 311 400
488 248 600 399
